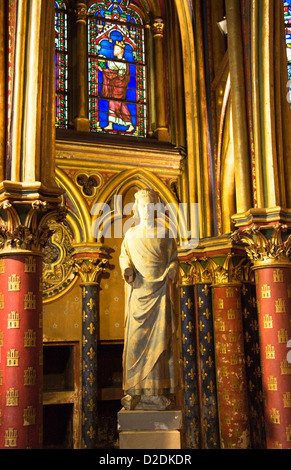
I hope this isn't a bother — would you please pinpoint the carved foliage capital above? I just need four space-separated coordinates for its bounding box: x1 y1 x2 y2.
232 224 291 268
71 257 108 284
152 17 164 37
0 200 67 254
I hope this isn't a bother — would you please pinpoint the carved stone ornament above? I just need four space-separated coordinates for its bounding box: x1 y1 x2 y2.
0 200 67 254
152 17 164 37
232 224 291 268
71 257 108 284
75 3 88 22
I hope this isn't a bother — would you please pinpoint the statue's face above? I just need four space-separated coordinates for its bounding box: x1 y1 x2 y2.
137 197 155 222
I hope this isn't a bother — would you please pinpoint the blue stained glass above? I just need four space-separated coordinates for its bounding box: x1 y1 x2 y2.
284 1 291 80
88 1 147 137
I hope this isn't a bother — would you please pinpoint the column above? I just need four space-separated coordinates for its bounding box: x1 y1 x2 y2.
195 282 220 449
212 277 251 449
72 249 108 449
0 199 66 449
241 277 266 448
0 254 42 449
152 17 168 142
180 282 200 449
255 266 291 449
233 224 291 449
74 2 90 132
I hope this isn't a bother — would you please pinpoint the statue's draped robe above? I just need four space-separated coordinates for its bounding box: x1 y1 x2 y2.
120 225 179 396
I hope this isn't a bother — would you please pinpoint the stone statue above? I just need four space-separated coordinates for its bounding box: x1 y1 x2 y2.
119 188 179 410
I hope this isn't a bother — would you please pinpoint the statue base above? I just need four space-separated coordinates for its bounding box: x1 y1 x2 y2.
117 408 182 449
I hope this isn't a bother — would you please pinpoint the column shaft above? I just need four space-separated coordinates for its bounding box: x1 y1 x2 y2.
180 284 200 449
255 267 291 449
0 254 43 449
81 282 99 449
195 283 219 448
212 283 251 448
75 3 90 132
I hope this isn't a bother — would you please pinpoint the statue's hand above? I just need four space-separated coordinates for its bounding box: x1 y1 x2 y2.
124 267 134 285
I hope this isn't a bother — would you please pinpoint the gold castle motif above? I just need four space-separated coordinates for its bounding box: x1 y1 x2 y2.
273 269 284 283
24 330 36 347
261 285 271 299
281 359 291 375
266 345 275 359
0 293 4 309
263 314 273 329
24 367 36 386
267 376 278 391
270 408 280 424
283 392 291 408
8 274 21 291
275 298 286 313
278 328 288 343
7 349 19 367
24 257 36 273
8 311 20 329
4 428 17 447
23 406 36 426
24 292 36 310
6 388 19 406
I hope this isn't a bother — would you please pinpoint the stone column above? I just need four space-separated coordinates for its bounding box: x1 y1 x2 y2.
211 256 251 449
233 225 291 449
0 197 66 449
72 248 108 449
180 280 200 449
152 17 168 142
195 280 220 449
74 2 90 132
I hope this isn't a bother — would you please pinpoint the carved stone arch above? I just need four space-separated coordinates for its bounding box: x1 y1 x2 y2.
91 168 187 244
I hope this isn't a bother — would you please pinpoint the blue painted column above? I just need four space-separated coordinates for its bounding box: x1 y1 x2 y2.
180 284 201 449
195 283 220 448
80 282 99 449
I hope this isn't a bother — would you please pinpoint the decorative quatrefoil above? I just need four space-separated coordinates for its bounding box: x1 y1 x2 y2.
76 173 101 197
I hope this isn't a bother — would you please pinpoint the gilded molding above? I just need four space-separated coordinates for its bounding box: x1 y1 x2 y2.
232 224 291 268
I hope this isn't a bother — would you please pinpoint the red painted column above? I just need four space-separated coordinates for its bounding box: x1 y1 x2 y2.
212 283 251 449
255 266 291 449
0 254 43 449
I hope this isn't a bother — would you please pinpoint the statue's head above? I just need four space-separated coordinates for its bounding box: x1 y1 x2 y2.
133 188 160 222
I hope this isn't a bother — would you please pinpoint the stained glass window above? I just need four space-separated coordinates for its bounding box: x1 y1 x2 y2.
284 0 291 80
55 1 68 128
88 0 147 137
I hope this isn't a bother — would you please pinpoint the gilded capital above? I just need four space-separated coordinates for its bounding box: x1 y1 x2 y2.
71 256 108 284
232 224 291 269
152 17 164 38
75 3 88 23
0 194 67 255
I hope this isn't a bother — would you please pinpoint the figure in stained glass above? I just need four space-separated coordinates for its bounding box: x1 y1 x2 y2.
88 1 147 137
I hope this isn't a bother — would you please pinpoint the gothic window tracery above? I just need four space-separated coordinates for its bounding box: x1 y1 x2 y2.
284 0 291 79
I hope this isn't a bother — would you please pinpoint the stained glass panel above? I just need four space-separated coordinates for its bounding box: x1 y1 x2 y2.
284 1 291 80
88 0 147 137
55 1 68 128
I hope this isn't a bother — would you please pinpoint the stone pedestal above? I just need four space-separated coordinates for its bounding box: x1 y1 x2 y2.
118 409 182 449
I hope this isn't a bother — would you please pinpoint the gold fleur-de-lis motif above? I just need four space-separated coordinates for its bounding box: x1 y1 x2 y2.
82 335 88 347
182 333 188 344
198 297 204 308
87 426 96 439
187 344 194 356
87 322 95 335
82 310 88 322
87 347 95 360
206 356 214 368
203 308 211 319
189 393 196 406
183 357 189 368
203 419 210 431
202 393 208 406
87 399 96 412
185 298 193 310
87 298 95 311
87 372 95 386
180 288 186 299
198 320 205 332
188 368 196 380
201 368 207 381
181 309 186 321
205 332 212 344
207 380 215 394
187 321 194 333
202 285 210 296
82 287 88 298
200 343 206 356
